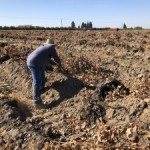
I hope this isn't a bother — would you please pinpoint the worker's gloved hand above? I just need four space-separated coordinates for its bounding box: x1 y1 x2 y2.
46 65 53 72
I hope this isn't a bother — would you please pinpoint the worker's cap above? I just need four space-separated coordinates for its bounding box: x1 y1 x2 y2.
44 39 56 46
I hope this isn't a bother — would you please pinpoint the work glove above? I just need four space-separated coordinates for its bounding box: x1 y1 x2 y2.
46 65 53 72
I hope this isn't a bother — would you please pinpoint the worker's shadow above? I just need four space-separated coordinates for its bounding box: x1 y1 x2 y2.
43 76 95 109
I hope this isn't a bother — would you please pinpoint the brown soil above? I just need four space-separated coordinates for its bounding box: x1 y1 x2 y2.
0 30 150 149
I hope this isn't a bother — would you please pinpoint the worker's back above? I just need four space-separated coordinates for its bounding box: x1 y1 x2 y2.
27 45 60 69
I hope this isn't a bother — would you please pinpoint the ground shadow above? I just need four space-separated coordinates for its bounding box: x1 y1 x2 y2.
42 76 96 109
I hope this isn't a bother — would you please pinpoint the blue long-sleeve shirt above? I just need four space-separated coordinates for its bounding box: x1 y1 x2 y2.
27 45 61 69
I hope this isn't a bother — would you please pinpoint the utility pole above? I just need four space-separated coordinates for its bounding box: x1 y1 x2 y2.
61 19 63 27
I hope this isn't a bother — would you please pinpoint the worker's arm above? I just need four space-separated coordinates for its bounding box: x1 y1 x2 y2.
50 48 61 65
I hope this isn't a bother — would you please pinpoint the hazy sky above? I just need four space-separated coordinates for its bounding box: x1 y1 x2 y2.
0 0 150 28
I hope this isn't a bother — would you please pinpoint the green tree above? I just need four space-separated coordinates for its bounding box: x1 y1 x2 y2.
71 21 76 28
10 26 16 30
87 21 93 29
81 22 86 28
123 23 127 29
81 21 93 29
134 26 142 30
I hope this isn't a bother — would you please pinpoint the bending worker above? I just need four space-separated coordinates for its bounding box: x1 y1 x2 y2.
27 39 62 107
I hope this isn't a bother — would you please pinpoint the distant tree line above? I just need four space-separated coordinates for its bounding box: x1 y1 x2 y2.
0 26 110 31
70 21 93 29
0 22 144 30
123 23 143 30
0 26 75 30
0 21 93 30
